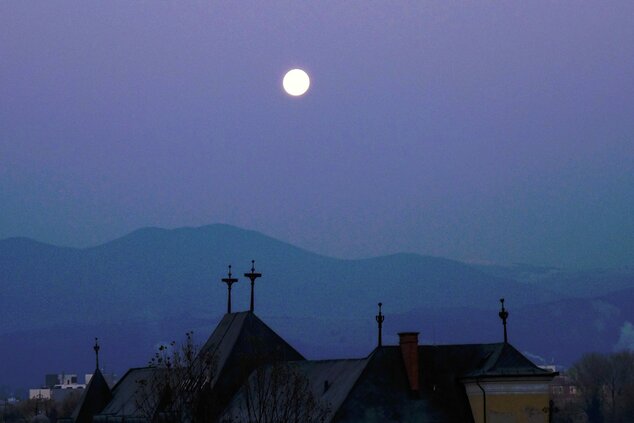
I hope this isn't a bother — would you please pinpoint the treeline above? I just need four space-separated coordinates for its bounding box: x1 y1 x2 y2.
0 393 80 423
555 351 634 423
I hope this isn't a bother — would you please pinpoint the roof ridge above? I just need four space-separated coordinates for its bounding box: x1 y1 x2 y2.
329 349 377 421
109 367 162 416
194 313 245 390
420 342 506 348
482 343 506 373
241 312 305 360
205 313 241 358
108 366 153 393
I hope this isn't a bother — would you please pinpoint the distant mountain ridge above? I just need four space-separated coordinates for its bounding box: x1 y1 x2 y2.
0 224 561 335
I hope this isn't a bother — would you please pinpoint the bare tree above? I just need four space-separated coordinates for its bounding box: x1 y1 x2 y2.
55 391 82 421
221 361 329 423
566 351 634 423
135 331 217 423
7 397 54 423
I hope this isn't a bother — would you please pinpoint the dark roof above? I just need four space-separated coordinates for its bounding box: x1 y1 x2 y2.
296 358 370 419
193 311 305 420
71 369 112 423
456 342 554 378
334 343 556 422
221 341 556 423
220 358 370 422
184 311 304 393
93 367 165 423
334 347 466 422
96 312 304 422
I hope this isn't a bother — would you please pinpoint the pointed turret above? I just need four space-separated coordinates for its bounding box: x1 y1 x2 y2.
69 340 112 423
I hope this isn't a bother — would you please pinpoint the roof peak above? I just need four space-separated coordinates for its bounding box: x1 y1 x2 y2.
70 363 112 421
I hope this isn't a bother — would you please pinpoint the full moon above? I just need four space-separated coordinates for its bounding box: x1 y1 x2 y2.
282 69 310 96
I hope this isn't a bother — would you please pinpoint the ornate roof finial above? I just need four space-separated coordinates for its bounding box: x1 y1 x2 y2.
244 260 262 313
499 298 509 343
221 265 239 314
375 302 385 347
94 337 100 370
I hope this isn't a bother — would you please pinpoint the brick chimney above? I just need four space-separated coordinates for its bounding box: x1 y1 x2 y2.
398 332 420 392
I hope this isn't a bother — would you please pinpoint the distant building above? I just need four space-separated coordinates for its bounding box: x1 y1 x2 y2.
29 371 117 405
550 373 578 403
43 373 79 388
29 388 52 401
30 374 85 403
45 374 62 388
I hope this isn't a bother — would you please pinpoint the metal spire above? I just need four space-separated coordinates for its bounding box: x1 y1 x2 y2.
375 302 385 347
244 260 262 312
221 265 238 314
94 337 100 370
499 298 509 343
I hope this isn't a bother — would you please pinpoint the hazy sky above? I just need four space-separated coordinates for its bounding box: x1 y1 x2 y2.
1 2 633 268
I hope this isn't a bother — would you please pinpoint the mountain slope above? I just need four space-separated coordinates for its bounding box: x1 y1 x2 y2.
0 224 558 334
476 263 634 297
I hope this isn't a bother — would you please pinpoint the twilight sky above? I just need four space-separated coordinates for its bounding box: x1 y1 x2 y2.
1 2 633 268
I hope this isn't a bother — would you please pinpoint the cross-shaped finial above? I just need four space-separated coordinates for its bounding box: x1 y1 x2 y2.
94 337 100 370
244 260 262 312
221 264 239 314
375 302 385 347
499 298 509 343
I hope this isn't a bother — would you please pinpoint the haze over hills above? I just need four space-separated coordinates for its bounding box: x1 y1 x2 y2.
0 224 560 334
474 263 634 298
1 224 633 390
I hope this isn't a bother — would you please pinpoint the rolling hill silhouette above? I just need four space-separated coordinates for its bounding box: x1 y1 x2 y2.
0 224 559 334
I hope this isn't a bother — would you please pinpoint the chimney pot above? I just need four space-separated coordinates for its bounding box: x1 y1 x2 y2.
398 332 420 392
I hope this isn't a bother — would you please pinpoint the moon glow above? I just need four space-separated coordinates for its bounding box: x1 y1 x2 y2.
282 69 310 96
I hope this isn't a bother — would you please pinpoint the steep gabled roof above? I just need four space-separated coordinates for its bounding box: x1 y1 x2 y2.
185 311 304 393
71 369 112 423
461 342 553 378
95 312 304 422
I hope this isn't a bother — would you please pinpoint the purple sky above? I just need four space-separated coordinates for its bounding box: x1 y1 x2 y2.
1 2 633 268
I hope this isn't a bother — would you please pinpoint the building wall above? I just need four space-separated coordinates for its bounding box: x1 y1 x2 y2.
464 378 553 423
29 389 51 400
